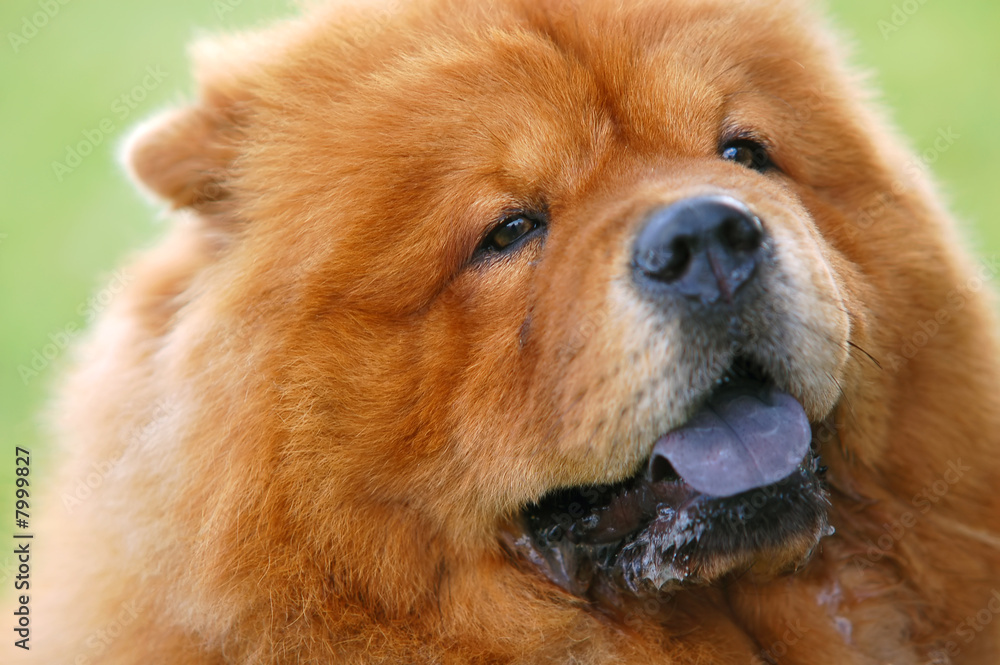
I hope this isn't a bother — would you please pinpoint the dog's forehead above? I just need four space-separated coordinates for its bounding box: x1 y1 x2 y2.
266 3 813 130
364 1 808 137
291 0 819 197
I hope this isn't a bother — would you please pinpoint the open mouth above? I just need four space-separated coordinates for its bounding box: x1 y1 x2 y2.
506 357 833 596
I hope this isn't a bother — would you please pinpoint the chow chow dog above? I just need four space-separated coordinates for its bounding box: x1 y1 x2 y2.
22 0 1000 663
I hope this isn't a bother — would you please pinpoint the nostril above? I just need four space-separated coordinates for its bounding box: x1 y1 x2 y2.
666 237 693 280
647 454 681 484
656 236 693 282
718 214 763 253
637 235 694 282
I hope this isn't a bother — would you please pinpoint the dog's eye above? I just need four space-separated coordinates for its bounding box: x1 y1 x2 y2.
481 215 543 252
720 139 773 172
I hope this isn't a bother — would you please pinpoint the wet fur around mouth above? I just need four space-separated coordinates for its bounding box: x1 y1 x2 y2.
506 455 831 598
501 356 832 598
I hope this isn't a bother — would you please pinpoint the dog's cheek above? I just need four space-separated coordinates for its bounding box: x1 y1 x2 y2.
757 216 851 419
512 241 702 487
419 251 557 508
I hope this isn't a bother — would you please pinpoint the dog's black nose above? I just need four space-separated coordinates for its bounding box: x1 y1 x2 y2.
632 196 764 305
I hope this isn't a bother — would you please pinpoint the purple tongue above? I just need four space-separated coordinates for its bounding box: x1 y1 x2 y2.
648 380 811 498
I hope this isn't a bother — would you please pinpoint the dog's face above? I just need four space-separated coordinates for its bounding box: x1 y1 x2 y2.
130 0 910 604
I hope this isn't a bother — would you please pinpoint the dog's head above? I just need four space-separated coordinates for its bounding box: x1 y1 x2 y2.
124 0 960 611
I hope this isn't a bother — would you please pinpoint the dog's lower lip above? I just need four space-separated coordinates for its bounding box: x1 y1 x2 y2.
566 477 698 544
566 460 816 547
516 458 829 595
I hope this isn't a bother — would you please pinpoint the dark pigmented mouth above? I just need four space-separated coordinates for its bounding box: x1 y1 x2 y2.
506 358 833 597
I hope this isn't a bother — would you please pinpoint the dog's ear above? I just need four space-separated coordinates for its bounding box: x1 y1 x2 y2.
124 105 239 211
123 35 268 213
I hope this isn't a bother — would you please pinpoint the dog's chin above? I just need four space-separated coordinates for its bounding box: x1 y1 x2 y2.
503 360 833 599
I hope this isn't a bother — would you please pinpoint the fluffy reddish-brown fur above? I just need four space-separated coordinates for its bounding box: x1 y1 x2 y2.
20 0 1000 663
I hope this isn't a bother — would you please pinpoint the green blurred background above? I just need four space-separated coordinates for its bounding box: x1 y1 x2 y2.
0 1 998 519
